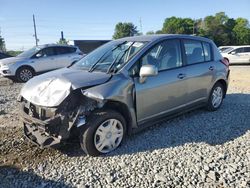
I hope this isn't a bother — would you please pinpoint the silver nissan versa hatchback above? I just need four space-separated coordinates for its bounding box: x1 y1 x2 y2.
19 34 230 156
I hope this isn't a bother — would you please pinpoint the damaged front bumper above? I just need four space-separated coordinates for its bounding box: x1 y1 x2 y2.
19 91 100 148
20 105 63 148
19 97 89 148
20 102 74 148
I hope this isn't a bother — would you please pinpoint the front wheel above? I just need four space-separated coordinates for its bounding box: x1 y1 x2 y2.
79 110 126 156
16 67 34 82
207 83 224 111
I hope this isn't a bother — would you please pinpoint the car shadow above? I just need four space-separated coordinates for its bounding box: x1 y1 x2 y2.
57 93 250 157
0 165 72 188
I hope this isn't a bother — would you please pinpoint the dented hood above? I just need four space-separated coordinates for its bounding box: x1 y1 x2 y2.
20 68 111 107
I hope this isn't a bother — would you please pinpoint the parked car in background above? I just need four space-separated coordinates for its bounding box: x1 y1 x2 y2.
19 34 229 156
221 45 250 64
218 46 235 53
0 52 12 59
0 44 84 82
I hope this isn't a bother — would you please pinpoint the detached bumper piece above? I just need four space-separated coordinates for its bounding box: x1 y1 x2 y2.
20 102 71 148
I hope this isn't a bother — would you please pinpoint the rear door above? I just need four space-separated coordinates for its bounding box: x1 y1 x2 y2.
133 39 188 123
183 39 215 104
54 47 78 68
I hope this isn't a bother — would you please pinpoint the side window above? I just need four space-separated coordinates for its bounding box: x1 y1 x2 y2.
40 47 56 57
183 40 204 64
141 39 182 71
244 47 250 53
56 47 71 55
231 48 244 54
202 42 212 61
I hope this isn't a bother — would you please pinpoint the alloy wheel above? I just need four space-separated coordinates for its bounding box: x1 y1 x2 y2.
19 69 33 82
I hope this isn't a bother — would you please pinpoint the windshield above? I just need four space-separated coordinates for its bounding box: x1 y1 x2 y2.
72 40 146 73
18 46 41 58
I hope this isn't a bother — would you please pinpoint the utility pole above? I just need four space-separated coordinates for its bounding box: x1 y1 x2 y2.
139 17 143 34
61 31 64 41
33 14 38 46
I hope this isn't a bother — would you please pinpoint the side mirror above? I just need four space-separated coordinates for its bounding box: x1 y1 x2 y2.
139 64 158 83
36 53 42 58
230 51 236 55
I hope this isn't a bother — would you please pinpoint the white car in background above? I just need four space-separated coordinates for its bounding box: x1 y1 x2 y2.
0 44 84 82
221 45 250 64
218 46 235 53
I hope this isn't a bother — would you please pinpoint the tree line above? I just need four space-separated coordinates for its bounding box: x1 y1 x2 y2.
113 12 250 46
1 12 249 53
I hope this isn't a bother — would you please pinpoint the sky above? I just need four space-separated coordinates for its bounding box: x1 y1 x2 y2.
0 0 250 50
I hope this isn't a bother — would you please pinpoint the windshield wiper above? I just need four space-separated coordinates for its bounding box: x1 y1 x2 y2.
88 41 127 72
107 42 134 74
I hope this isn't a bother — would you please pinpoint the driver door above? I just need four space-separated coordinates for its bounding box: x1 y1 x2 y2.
133 39 188 124
32 47 58 72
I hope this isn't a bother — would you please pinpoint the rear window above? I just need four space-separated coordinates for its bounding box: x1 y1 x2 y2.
202 42 212 61
183 40 204 65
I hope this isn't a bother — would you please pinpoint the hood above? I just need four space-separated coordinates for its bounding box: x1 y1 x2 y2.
20 68 111 107
0 56 27 65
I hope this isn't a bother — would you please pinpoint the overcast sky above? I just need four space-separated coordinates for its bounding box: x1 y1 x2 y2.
0 0 250 50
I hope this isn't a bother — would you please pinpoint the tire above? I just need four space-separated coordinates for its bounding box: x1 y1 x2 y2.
79 110 126 156
207 82 224 111
16 66 34 82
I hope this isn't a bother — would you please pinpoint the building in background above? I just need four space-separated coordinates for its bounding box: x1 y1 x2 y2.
69 40 111 54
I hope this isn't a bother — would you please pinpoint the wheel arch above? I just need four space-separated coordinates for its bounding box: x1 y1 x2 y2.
214 79 228 98
102 100 133 134
16 65 36 75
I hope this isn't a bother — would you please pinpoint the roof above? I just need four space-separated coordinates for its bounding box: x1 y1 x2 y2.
117 34 213 43
37 44 76 48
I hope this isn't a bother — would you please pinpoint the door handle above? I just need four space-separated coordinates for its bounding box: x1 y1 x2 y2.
209 66 214 71
177 73 186 79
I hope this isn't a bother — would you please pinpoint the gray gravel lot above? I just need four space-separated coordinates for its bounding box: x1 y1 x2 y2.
0 66 250 188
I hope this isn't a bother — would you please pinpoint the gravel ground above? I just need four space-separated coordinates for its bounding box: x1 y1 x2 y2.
0 66 250 188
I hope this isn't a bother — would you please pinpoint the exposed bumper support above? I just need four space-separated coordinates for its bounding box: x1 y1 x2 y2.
20 103 70 148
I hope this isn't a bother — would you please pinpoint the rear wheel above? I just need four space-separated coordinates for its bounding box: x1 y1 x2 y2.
16 67 34 82
207 82 224 111
79 110 126 156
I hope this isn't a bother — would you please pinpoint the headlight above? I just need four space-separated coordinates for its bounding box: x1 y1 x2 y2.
0 62 16 69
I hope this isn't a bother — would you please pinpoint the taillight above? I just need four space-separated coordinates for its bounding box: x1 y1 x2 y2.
220 58 229 67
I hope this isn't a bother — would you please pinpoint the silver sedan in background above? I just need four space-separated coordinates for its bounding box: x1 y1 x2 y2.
0 44 84 82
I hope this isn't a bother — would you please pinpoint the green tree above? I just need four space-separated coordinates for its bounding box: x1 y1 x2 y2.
0 34 6 52
6 50 22 56
162 17 194 34
113 22 138 39
199 12 232 46
155 30 163 34
57 38 68 45
233 18 250 45
146 31 155 35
